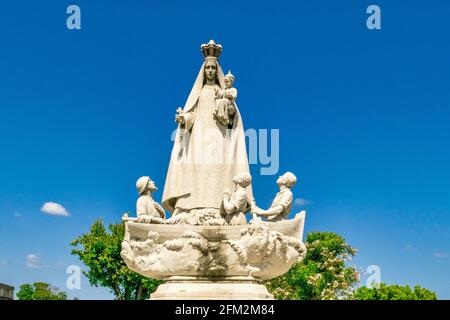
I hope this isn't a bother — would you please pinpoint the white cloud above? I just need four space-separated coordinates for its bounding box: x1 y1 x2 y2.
26 254 44 269
41 202 70 216
294 198 311 206
434 252 448 258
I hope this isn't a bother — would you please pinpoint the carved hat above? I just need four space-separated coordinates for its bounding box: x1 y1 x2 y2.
136 176 150 195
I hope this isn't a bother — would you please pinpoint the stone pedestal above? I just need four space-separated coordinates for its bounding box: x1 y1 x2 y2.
150 276 273 300
121 213 307 300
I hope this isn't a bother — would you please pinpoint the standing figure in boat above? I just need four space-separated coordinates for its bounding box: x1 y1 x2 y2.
162 40 252 216
251 172 297 222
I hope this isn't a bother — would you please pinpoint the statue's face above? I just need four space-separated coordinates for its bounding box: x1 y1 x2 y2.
276 175 285 186
224 77 233 88
204 60 217 82
148 180 157 192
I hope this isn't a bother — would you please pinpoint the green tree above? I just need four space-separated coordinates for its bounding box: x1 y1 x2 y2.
71 219 161 300
16 284 33 300
17 282 68 300
354 283 437 300
265 231 359 300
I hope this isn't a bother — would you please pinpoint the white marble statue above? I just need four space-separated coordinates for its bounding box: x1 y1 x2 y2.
251 172 297 222
121 41 307 300
213 70 237 126
162 40 252 216
221 172 252 225
135 176 166 224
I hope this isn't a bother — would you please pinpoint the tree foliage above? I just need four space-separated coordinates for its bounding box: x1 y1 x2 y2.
265 231 359 300
17 282 68 300
354 283 437 300
265 231 438 300
71 219 162 300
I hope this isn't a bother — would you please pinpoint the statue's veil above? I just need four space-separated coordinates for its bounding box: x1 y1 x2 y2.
182 59 225 113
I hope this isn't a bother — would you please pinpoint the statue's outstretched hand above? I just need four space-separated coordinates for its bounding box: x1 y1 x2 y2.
250 201 262 215
175 108 185 124
252 208 262 215
175 115 185 124
137 215 153 224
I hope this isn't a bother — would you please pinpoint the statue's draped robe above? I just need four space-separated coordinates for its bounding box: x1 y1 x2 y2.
162 62 252 213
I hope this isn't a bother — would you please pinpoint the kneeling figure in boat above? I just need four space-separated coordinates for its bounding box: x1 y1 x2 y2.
221 172 252 225
135 176 166 224
251 172 296 222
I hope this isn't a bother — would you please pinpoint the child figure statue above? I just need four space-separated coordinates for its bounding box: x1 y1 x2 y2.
221 172 252 225
251 172 297 222
135 176 166 224
214 70 237 126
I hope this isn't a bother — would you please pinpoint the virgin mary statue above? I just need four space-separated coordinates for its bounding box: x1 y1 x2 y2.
162 40 252 214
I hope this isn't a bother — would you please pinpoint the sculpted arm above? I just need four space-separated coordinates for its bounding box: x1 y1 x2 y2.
175 105 196 131
222 188 246 215
182 111 195 131
255 191 292 217
215 86 224 99
222 197 236 214
155 203 166 219
227 88 237 101
136 197 147 216
254 205 285 217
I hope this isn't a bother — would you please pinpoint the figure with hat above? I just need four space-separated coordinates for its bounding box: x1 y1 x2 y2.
135 176 166 224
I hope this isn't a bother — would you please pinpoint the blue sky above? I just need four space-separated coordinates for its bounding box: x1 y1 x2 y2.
0 0 449 299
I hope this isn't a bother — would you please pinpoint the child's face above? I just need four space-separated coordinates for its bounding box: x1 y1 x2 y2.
276 175 286 186
224 77 233 88
147 180 157 191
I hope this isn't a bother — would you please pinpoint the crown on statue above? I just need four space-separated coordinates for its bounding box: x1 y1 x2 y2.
201 40 222 60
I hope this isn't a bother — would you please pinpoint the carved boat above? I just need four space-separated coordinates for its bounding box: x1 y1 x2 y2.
124 211 306 242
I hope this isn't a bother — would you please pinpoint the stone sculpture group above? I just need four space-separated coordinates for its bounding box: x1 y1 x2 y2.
121 40 307 299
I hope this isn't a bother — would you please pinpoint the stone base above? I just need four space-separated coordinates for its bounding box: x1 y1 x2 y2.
150 277 274 300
